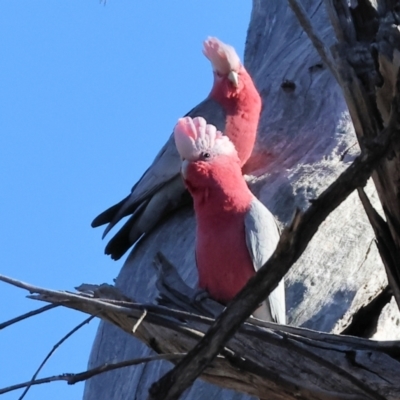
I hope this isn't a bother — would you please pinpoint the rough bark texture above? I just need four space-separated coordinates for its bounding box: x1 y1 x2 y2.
84 1 400 399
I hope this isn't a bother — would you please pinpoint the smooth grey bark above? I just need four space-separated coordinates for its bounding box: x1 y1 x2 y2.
84 1 400 399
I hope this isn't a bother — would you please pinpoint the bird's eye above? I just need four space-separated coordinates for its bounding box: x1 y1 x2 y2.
202 152 211 160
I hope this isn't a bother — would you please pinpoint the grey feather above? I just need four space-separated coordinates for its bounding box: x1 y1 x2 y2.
244 198 286 324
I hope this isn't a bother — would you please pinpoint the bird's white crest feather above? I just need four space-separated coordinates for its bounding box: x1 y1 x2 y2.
202 37 241 75
174 116 236 161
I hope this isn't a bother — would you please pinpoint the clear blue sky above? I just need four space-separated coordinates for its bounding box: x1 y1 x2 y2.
0 1 251 399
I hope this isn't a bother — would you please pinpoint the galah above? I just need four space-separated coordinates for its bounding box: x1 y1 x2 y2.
92 37 262 260
174 116 285 323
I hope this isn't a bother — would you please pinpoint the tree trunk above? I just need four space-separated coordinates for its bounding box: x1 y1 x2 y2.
83 1 400 399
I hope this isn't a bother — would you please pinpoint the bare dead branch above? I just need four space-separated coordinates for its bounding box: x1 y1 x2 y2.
0 304 58 330
323 0 357 45
0 354 186 396
287 0 338 79
0 275 52 293
18 315 95 400
1 273 399 400
2 271 392 350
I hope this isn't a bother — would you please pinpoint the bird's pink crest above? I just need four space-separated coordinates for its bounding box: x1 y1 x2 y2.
202 37 241 75
174 116 235 161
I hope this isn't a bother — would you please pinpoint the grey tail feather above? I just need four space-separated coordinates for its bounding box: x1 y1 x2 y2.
101 198 148 239
104 214 142 260
102 219 115 239
104 200 149 260
91 196 129 228
104 185 193 260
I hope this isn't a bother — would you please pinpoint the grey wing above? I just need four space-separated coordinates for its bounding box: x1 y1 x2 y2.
244 197 286 324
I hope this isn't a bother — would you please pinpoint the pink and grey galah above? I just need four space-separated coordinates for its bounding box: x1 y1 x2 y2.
91 37 262 260
174 116 285 323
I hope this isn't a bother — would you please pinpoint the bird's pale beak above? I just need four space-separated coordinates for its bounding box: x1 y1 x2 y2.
228 71 239 87
181 159 189 179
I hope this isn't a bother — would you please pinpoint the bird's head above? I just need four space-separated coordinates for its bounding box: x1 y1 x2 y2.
203 37 242 91
174 116 237 180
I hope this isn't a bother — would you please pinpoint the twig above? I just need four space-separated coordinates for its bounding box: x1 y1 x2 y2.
148 75 400 399
18 315 95 400
340 141 359 161
287 0 338 79
0 353 186 396
0 275 51 293
0 304 58 330
132 309 147 333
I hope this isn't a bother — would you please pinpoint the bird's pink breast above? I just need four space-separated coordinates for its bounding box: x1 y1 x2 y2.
196 212 255 304
186 157 255 304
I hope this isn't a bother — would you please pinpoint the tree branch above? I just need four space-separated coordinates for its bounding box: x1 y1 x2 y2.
18 315 95 400
0 304 58 330
0 354 186 396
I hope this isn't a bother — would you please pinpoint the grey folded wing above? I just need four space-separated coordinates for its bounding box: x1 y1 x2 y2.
244 197 286 324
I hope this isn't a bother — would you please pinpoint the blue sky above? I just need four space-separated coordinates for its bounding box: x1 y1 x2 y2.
0 1 251 399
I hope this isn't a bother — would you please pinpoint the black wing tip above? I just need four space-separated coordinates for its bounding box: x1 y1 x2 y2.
91 216 105 228
102 207 147 261
105 243 127 261
107 253 123 261
104 231 132 261
91 210 113 228
91 198 130 229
